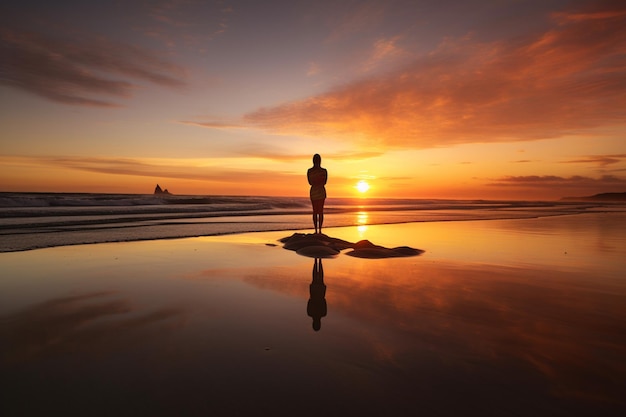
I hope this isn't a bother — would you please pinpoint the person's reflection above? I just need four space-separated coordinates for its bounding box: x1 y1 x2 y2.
307 258 327 331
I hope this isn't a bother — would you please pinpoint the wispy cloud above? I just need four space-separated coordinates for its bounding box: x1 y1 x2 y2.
489 174 626 189
219 2 626 149
325 1 387 43
3 154 385 195
178 120 245 129
140 0 232 50
0 28 187 107
561 154 626 167
307 61 321 77
362 36 407 72
235 149 384 162
3 155 301 185
551 7 626 23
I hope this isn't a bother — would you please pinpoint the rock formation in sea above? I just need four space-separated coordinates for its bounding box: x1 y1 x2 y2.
154 184 171 195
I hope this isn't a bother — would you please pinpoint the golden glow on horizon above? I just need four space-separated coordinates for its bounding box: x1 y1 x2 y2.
3 144 625 199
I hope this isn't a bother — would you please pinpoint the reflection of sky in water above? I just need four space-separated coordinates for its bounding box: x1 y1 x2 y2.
329 213 626 279
1 214 625 415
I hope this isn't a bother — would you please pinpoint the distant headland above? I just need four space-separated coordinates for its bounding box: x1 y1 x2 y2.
561 192 626 201
154 184 172 195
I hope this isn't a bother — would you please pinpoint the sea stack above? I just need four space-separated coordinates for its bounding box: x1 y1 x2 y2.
154 184 171 195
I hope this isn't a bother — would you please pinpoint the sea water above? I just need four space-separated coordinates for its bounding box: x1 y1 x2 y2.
0 192 622 252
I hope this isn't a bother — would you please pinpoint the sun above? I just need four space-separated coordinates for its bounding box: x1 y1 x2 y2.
356 180 370 193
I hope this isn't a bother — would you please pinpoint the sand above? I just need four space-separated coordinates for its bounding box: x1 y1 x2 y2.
1 214 625 416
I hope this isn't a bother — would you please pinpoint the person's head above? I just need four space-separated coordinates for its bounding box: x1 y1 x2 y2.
312 154 321 167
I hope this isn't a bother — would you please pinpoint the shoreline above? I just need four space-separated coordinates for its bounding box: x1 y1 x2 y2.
2 208 623 253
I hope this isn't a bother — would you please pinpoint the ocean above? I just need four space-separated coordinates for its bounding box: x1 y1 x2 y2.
0 192 622 252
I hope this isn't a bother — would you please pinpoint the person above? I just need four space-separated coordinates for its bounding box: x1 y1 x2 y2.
307 154 327 234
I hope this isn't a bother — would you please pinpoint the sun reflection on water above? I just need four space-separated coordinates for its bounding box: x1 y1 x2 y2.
357 211 369 238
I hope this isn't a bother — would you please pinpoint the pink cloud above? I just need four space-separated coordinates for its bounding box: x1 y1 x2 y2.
237 2 626 149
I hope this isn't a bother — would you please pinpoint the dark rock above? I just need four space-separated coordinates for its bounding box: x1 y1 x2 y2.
296 245 340 258
279 233 424 259
154 184 171 195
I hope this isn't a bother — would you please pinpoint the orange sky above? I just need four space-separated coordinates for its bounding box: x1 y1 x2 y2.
1 0 625 200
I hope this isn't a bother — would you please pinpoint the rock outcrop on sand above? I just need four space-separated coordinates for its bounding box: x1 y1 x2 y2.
279 233 424 259
154 184 171 195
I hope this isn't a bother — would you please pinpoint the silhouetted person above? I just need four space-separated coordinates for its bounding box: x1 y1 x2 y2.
307 154 327 234
307 258 327 331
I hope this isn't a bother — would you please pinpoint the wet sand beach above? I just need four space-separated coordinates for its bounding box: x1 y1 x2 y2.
1 213 625 416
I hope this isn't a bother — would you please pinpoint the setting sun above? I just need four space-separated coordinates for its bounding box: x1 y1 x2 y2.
356 180 370 193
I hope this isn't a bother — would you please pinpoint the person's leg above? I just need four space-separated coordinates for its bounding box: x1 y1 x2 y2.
312 199 324 233
311 199 317 233
317 199 325 233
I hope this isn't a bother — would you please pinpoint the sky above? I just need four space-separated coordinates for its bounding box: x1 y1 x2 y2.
1 0 625 200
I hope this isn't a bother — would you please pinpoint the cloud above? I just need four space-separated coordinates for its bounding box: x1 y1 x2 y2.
552 6 626 23
3 155 303 186
178 120 246 129
561 154 626 167
488 174 626 188
49 150 381 169
325 1 387 42
3 154 385 195
307 61 321 77
242 149 384 162
177 121 388 161
49 156 296 182
0 28 187 107
362 36 407 72
232 2 626 149
484 172 626 200
140 0 232 50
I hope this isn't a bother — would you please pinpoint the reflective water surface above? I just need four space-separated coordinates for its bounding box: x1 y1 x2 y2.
1 214 625 416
